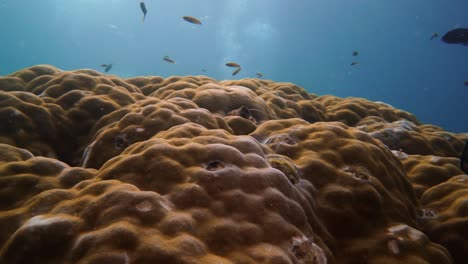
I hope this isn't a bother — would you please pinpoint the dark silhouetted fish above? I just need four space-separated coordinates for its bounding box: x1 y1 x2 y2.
352 51 358 56
101 64 113 72
256 72 263 78
460 141 468 174
350 61 358 66
183 16 202 25
140 2 147 22
464 81 468 86
201 69 207 72
442 28 468 45
232 67 241 76
430 32 439 40
163 56 176 64
225 62 240 68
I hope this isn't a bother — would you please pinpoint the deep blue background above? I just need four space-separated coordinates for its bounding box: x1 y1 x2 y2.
1 0 467 132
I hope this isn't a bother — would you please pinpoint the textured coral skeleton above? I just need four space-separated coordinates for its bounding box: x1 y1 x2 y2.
0 65 467 263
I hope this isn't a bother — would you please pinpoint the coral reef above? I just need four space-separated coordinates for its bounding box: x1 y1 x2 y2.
0 65 467 263
356 117 467 157
317 96 419 126
397 154 463 198
419 175 468 264
0 89 72 160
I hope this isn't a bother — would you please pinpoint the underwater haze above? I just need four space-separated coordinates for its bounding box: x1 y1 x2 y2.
1 0 467 132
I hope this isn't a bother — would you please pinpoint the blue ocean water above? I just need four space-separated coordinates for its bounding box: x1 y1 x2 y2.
0 0 467 132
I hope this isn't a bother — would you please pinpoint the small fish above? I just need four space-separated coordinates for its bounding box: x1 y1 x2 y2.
430 32 439 40
101 64 113 72
163 56 176 64
140 2 147 22
352 51 359 56
232 67 241 76
183 16 202 25
225 62 241 68
464 81 468 86
350 62 359 66
201 69 207 72
256 72 263 78
442 28 468 46
460 141 468 174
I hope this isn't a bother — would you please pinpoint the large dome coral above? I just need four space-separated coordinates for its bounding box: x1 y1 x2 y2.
0 65 467 263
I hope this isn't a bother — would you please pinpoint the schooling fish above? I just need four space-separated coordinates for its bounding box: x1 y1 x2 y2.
352 51 359 56
163 56 176 64
460 141 468 174
442 28 468 45
232 67 241 76
140 2 147 22
430 32 439 40
225 62 241 68
256 72 263 78
101 64 113 72
183 16 202 25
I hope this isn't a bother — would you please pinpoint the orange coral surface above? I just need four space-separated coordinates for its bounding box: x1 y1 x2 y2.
0 65 467 263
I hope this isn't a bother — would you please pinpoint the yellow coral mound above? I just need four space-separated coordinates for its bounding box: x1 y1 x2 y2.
1 65 467 263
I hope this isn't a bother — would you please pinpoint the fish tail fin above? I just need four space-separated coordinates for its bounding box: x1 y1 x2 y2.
142 15 146 22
